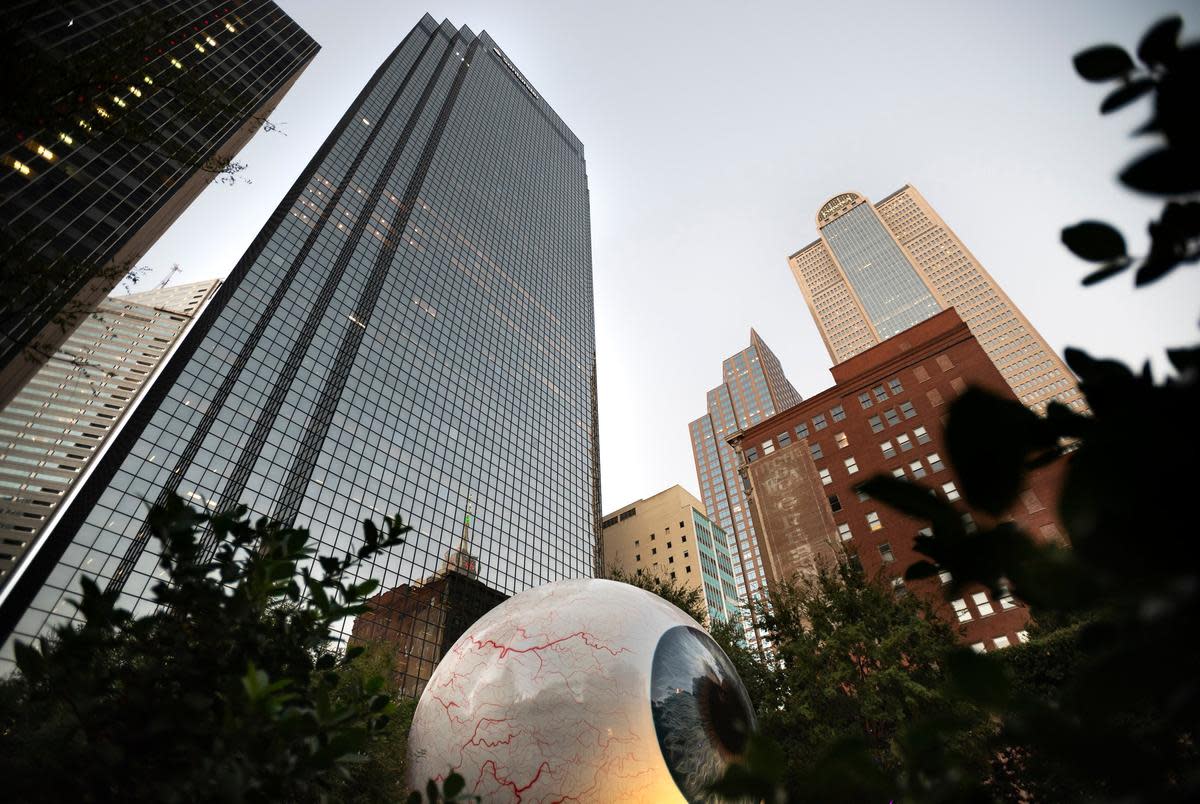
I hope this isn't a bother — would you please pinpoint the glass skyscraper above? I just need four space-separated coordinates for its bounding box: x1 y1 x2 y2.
790 187 1086 414
0 1 318 409
688 329 801 647
0 15 600 686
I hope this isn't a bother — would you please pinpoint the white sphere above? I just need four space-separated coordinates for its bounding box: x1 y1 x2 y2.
407 578 756 802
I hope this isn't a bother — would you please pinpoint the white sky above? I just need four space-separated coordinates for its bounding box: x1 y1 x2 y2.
140 1 1200 514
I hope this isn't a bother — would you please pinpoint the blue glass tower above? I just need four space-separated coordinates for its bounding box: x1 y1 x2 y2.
1 15 600 687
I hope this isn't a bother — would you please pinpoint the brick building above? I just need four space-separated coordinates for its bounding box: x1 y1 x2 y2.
730 309 1066 652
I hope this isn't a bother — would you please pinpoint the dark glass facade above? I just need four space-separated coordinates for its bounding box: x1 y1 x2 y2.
0 15 600 686
0 0 318 407
822 203 941 339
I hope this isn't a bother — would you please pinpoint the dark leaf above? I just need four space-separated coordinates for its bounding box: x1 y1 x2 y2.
1166 345 1200 376
1100 79 1155 113
1081 258 1133 285
427 778 440 803
904 560 941 581
443 773 466 798
1063 347 1134 385
857 475 960 534
1135 256 1176 286
1137 16 1182 66
1120 147 1200 195
1061 221 1127 261
944 388 1047 516
1073 44 1135 82
12 641 46 681
406 793 422 804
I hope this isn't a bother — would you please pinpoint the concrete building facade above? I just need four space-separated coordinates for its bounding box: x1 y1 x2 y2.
732 309 1068 653
0 280 218 583
601 486 740 626
788 185 1086 415
688 331 802 643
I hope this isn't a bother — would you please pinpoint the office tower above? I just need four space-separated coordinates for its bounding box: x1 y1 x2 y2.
600 485 740 626
0 280 218 583
788 186 1086 414
0 15 600 688
688 330 802 645
0 1 318 409
733 309 1069 652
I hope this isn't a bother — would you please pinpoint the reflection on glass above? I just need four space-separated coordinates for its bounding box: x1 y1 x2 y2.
651 625 756 802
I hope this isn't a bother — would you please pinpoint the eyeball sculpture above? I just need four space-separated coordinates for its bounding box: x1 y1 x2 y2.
407 578 757 802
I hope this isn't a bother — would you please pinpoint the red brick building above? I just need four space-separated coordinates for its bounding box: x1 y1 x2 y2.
730 309 1067 652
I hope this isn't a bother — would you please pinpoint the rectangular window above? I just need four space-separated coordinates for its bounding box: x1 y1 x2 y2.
1017 630 1030 644
868 415 884 433
910 460 926 479
810 442 823 460
837 523 852 542
943 481 960 501
914 425 931 444
652 547 657 555
777 431 792 447
745 447 759 463
972 591 994 616
915 365 931 382
668 556 675 564
813 414 827 431
762 440 775 455
873 385 888 402
936 354 954 371
844 457 859 474
819 468 832 485
962 513 977 533
796 422 809 439
892 577 908 596
892 467 905 478
900 401 917 419
927 452 945 472
831 404 846 422
866 511 882 531
952 599 973 622
889 378 904 395
636 554 641 562
993 636 1011 649
927 388 945 407
878 542 895 563
881 441 896 459
835 432 849 449
896 433 912 451
885 408 901 426
971 642 987 654
858 392 873 409
938 569 953 585
829 495 842 513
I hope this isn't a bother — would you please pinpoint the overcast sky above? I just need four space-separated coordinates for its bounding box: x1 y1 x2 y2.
141 0 1200 514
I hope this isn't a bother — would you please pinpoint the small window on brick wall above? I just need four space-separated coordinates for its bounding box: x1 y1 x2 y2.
837 523 852 542
810 442 823 460
915 365 931 382
936 354 954 371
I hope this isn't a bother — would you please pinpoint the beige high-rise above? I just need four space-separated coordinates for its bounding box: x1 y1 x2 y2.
789 186 1086 414
0 280 218 582
601 485 741 626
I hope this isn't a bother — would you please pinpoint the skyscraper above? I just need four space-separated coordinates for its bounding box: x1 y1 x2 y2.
0 15 600 687
789 186 1086 414
0 1 318 409
600 485 741 626
688 330 801 645
0 280 218 584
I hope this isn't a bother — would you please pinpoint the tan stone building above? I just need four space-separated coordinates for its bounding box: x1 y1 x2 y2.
0 280 218 584
601 485 741 625
788 185 1086 415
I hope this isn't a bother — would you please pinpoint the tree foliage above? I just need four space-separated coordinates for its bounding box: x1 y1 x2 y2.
0 495 413 802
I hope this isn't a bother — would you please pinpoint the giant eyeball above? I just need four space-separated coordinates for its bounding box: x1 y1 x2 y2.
407 578 756 802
